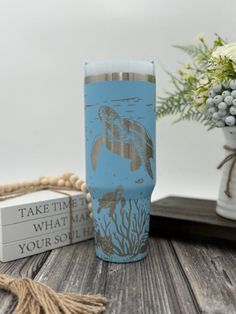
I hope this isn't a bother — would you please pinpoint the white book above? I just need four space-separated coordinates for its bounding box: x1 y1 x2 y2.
0 224 94 262
0 190 87 225
0 208 92 244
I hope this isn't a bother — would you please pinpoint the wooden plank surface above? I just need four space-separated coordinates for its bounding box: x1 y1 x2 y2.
34 238 198 314
150 196 236 241
0 197 236 313
0 237 236 313
3 237 235 314
34 240 108 295
0 252 50 314
172 238 236 314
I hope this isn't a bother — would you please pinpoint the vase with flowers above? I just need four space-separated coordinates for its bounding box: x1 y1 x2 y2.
158 35 236 220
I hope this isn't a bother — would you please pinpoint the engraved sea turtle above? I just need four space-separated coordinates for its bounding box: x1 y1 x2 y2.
97 185 126 216
92 105 154 179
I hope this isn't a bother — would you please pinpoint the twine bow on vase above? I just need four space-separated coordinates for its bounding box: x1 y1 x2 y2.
217 145 236 198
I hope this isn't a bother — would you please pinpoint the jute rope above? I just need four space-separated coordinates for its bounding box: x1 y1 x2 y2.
217 145 236 198
0 274 107 314
0 173 107 314
49 189 74 245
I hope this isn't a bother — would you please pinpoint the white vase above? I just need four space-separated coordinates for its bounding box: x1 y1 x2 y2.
216 126 236 220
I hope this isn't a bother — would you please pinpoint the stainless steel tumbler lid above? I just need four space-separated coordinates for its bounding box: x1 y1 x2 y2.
85 60 155 84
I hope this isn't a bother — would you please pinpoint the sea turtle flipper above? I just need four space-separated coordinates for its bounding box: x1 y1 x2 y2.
130 155 141 171
91 136 103 170
145 160 153 179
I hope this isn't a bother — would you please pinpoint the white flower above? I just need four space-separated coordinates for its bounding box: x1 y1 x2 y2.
212 43 236 64
197 33 204 42
199 77 209 85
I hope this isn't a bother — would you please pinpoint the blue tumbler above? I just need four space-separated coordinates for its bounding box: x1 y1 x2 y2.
84 61 156 263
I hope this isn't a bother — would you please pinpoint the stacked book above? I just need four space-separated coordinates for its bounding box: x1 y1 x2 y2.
0 190 93 262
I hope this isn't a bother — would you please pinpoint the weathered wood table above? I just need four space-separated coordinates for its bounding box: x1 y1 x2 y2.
0 197 236 314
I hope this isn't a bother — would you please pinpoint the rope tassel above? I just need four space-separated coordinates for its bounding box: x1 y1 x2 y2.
0 274 107 314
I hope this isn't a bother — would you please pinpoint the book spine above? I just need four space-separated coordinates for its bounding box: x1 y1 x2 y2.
0 224 94 262
0 208 92 243
1 192 87 225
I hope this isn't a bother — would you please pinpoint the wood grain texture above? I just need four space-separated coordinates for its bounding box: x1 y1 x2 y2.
34 240 107 295
150 197 236 241
1 197 236 313
104 237 198 314
34 238 198 314
172 238 236 314
0 252 50 314
151 197 235 226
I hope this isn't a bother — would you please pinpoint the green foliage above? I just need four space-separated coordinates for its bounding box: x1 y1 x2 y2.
158 94 214 129
208 57 236 84
157 34 225 128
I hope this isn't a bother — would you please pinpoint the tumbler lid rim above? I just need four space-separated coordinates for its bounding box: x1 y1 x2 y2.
85 72 155 84
84 60 155 77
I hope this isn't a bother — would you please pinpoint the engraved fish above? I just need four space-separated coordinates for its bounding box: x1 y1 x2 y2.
135 178 144 184
97 185 126 216
92 105 154 178
112 97 139 102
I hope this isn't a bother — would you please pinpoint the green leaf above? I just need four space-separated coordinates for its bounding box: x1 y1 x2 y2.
157 34 228 130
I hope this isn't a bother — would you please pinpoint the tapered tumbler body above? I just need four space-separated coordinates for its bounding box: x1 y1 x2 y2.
84 61 156 262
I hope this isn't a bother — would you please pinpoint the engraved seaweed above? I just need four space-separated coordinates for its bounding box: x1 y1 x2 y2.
95 197 149 258
94 220 114 255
